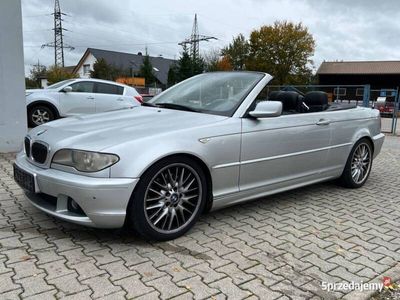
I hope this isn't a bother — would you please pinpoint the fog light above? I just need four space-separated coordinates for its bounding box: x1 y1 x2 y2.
67 197 85 215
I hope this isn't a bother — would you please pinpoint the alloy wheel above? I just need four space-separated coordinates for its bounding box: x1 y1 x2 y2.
144 163 202 234
32 108 50 125
351 143 371 184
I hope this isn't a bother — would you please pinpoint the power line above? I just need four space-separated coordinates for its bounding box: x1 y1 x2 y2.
23 13 52 18
26 40 181 49
23 29 52 33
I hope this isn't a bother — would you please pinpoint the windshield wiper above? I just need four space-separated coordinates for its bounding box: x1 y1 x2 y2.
141 102 157 107
155 103 200 113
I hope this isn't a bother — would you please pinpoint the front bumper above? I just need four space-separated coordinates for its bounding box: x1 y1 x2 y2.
14 153 138 228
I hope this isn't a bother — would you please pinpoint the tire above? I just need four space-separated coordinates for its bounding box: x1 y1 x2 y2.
338 138 373 188
28 105 55 127
127 156 207 241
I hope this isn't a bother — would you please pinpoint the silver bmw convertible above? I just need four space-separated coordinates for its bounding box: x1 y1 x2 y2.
14 72 384 240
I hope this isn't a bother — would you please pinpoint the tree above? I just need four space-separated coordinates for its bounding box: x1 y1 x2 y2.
203 48 221 72
138 54 156 85
167 50 194 84
46 65 77 85
168 48 206 84
90 58 123 81
203 49 233 72
191 55 205 76
246 21 315 84
167 64 179 86
25 77 39 89
221 34 249 70
177 50 193 81
29 62 47 87
216 56 233 71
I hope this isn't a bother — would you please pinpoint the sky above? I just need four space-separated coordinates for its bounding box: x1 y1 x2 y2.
21 0 400 75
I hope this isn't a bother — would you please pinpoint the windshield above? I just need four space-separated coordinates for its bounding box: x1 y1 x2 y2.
46 79 76 89
149 72 264 116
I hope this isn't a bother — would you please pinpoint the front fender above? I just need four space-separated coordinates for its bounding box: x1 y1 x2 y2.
27 92 59 106
109 134 225 178
107 118 242 198
27 96 60 117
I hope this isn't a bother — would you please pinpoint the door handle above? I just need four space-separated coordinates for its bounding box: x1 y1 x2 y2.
316 119 330 126
87 96 95 100
116 98 124 101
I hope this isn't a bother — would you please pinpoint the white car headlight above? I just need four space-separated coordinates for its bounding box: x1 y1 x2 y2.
25 92 32 97
52 149 119 172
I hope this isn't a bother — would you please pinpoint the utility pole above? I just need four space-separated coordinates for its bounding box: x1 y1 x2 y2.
179 14 217 61
42 0 74 67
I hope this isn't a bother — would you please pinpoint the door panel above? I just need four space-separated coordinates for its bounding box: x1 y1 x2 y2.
58 81 95 115
240 113 332 191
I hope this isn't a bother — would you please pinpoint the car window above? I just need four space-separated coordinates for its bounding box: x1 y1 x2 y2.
46 79 76 89
95 83 124 95
69 82 94 93
150 72 264 117
255 85 270 102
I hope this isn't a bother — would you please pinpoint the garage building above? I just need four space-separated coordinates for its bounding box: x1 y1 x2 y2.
317 60 400 90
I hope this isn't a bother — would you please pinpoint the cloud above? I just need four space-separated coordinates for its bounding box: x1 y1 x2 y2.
21 0 400 75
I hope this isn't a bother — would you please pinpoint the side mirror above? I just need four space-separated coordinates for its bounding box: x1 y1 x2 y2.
249 101 282 118
62 86 73 93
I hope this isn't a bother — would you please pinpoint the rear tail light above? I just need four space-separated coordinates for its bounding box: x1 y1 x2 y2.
134 95 143 103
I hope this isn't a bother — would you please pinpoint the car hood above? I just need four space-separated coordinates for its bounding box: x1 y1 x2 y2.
29 106 228 151
26 89 52 93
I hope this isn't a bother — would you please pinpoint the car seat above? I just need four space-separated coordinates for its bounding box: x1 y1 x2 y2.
273 91 301 114
303 92 329 112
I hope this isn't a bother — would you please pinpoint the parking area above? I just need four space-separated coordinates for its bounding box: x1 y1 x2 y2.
0 135 399 299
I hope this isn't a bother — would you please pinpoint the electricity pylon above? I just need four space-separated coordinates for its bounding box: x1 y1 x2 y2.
179 14 217 61
42 0 74 67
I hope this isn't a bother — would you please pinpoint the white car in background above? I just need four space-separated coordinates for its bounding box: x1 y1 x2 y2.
26 78 143 127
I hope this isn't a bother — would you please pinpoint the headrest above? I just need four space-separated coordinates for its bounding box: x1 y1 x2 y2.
268 91 283 100
276 91 299 111
304 91 328 106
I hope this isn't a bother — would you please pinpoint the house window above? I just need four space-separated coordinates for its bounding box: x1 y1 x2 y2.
83 64 90 74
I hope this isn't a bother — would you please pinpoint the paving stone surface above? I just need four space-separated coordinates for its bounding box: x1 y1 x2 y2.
0 135 399 299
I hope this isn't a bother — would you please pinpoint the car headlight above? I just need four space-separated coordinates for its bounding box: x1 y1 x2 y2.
52 149 119 172
25 92 32 97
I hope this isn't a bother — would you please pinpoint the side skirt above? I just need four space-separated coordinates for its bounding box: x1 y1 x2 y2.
210 174 337 211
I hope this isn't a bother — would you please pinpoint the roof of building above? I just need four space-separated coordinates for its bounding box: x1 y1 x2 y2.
317 61 400 75
73 48 176 85
63 66 76 74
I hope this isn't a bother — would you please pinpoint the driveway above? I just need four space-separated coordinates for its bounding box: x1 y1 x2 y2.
0 135 399 299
